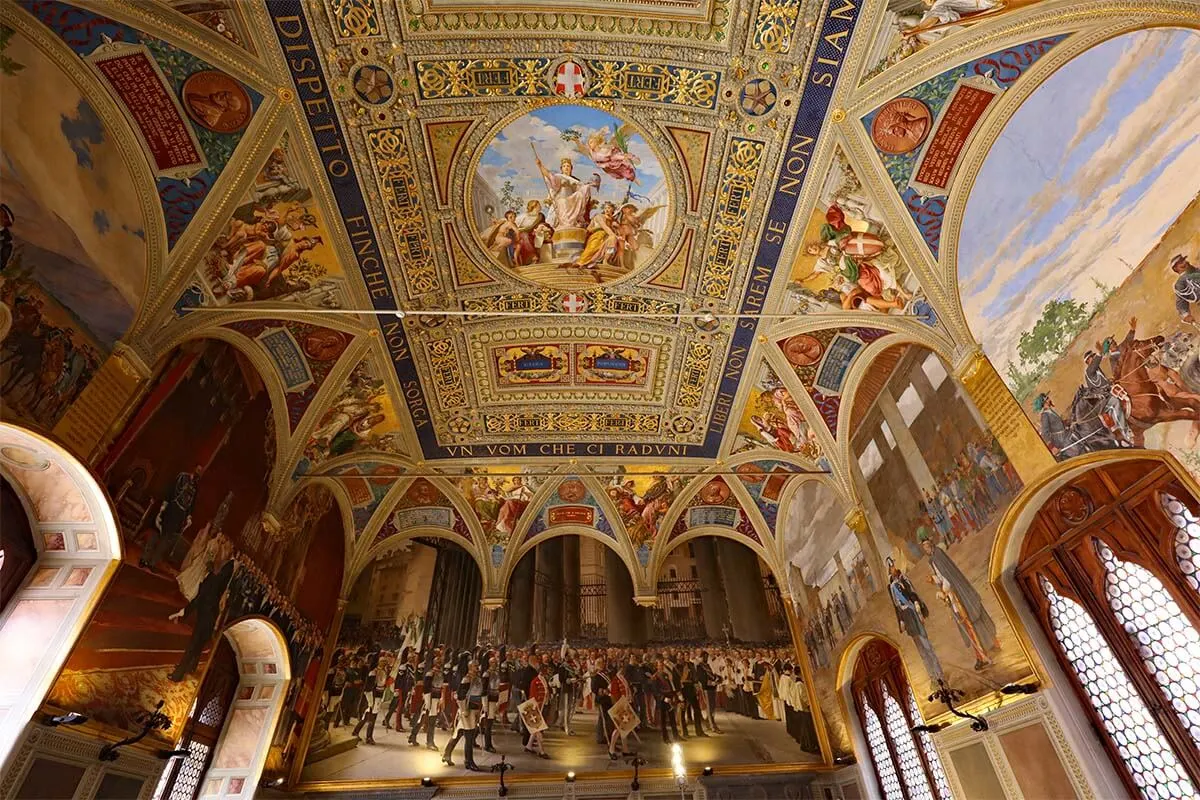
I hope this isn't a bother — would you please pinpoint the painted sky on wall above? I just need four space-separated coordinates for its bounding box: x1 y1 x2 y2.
959 28 1200 378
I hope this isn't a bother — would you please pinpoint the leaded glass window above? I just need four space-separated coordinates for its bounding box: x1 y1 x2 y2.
908 687 952 800
1161 494 1200 593
884 686 935 800
1017 465 1200 797
863 693 904 799
1095 539 1200 748
852 639 947 800
1041 575 1196 800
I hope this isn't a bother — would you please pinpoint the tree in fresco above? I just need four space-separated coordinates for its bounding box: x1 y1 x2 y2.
1005 298 1093 400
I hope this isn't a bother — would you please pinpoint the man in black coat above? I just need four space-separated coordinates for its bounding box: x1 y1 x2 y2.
168 557 233 681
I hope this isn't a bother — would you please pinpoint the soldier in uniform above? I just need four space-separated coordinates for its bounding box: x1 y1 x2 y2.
592 660 614 746
351 658 387 745
441 656 483 770
696 650 723 734
556 642 578 735
524 663 552 758
408 648 442 750
652 659 680 743
678 655 707 738
481 649 505 753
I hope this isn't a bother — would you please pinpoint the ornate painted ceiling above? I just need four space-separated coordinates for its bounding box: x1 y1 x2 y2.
4 0 1193 601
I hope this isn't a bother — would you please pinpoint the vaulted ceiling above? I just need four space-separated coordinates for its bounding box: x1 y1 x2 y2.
5 0 1185 598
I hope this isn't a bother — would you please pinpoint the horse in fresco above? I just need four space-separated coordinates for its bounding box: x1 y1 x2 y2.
1102 321 1200 447
1064 387 1122 457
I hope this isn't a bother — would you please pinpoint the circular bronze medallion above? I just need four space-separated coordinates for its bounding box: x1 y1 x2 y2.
303 329 347 361
1055 486 1093 525
782 334 824 367
870 97 932 155
735 462 767 483
406 479 440 506
698 479 731 505
181 70 252 133
558 479 587 503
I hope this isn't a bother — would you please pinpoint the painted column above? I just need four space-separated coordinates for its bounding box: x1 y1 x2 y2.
692 537 730 639
832 551 854 610
507 554 535 645
287 599 346 786
847 456 898 564
539 539 564 641
845 507 885 592
562 536 581 639
715 538 771 641
605 548 637 643
874 386 938 492
56 342 155 466
954 350 1055 483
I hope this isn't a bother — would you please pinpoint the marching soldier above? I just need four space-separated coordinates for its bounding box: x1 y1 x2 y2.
481 648 505 753
441 656 483 770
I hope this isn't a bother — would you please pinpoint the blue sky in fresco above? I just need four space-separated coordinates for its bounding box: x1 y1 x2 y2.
474 104 665 221
958 29 1200 375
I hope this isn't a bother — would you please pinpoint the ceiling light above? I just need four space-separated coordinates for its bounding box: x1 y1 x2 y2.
702 766 714 776
566 771 576 783
420 776 434 787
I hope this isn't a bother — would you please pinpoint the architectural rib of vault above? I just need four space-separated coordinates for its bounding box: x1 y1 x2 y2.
13 0 1177 605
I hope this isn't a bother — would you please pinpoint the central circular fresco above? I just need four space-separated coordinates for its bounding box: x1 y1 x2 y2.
470 104 670 289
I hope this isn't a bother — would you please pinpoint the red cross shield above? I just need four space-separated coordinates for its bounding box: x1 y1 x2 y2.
554 60 587 98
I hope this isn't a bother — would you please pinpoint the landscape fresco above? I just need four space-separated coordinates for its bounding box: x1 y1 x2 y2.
959 29 1200 480
472 104 669 288
0 29 145 428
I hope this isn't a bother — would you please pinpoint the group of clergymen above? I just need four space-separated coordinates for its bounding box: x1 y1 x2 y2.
321 640 821 771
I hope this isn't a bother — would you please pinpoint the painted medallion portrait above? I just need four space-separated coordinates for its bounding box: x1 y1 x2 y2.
470 104 669 288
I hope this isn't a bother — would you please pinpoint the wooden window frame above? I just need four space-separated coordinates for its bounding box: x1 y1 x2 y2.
1015 461 1200 798
851 638 943 800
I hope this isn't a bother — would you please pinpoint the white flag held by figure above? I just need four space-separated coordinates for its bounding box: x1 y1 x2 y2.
518 697 548 733
608 695 639 738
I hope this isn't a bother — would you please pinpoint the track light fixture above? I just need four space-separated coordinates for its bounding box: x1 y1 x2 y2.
41 711 88 727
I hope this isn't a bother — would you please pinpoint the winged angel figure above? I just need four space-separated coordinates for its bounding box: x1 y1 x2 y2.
574 124 642 183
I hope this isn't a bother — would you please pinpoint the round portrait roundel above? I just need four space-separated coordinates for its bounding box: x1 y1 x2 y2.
469 104 671 289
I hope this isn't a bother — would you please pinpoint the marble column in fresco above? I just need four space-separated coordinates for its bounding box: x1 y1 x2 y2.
692 536 730 640
562 536 581 639
715 538 771 642
605 548 637 643
507 553 535 645
538 538 564 641
874 386 938 493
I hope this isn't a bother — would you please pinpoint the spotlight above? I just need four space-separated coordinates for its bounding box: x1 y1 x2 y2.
156 749 191 760
420 777 434 788
702 766 714 776
1000 681 1039 695
566 771 576 783
42 711 88 727
270 777 285 787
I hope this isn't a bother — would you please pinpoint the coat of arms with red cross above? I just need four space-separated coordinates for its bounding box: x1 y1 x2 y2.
554 60 588 99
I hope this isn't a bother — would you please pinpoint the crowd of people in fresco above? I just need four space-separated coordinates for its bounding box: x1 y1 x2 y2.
802 436 1017 674
319 640 820 771
917 436 1019 544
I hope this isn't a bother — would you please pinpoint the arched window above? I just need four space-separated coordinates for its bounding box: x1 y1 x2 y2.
851 639 950 800
1016 461 1200 798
